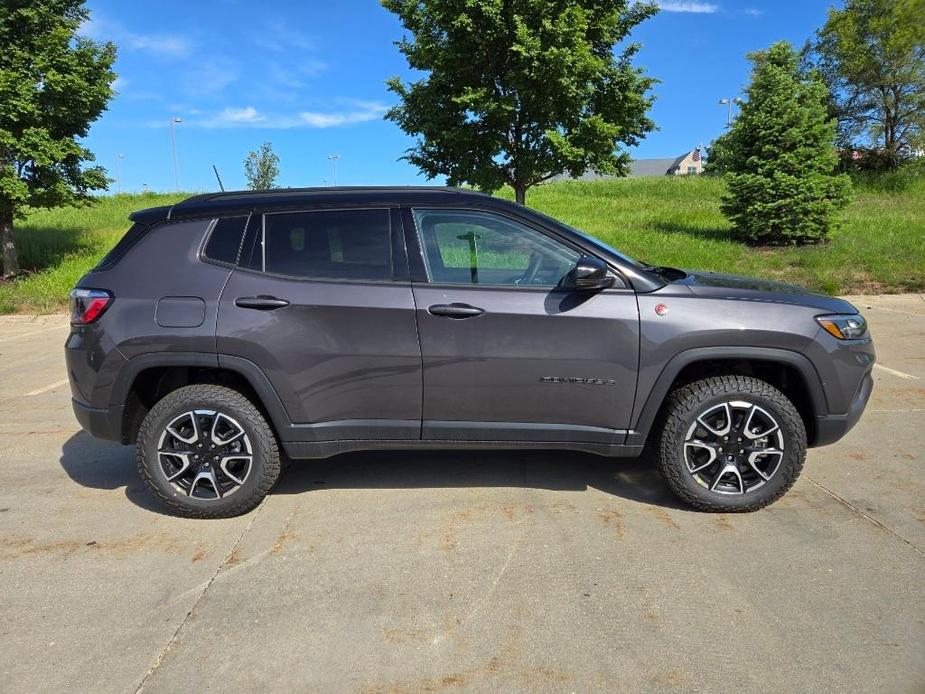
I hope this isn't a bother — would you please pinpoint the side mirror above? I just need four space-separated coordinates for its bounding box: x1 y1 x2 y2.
566 256 614 290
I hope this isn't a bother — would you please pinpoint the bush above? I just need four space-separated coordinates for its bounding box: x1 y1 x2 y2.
720 42 851 246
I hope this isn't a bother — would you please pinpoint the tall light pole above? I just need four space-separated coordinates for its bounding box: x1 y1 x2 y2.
169 117 182 191
327 154 340 186
718 97 743 127
115 153 125 194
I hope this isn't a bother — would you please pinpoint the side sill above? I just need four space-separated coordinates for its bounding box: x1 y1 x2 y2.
282 439 645 460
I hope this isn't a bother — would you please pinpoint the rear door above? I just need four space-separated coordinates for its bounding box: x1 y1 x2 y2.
404 207 640 445
216 207 422 441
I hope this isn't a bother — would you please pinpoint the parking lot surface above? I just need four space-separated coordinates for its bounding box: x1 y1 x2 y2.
0 294 923 693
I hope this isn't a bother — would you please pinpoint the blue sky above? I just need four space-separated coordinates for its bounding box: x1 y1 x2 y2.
80 0 837 193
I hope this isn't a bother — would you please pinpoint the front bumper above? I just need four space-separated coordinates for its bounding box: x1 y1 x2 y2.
812 369 873 447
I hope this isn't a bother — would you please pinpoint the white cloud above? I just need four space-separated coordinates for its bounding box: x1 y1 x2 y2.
656 1 719 12
298 103 387 128
743 8 764 16
253 22 317 53
218 106 266 124
172 101 389 129
182 57 239 95
80 14 193 58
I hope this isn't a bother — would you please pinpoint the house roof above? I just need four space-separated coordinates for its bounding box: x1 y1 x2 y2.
549 151 697 181
628 158 679 177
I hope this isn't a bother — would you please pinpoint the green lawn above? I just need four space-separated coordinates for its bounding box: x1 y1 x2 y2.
1 176 923 314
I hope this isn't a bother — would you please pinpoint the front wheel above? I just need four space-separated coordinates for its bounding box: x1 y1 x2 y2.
656 375 807 512
137 385 281 518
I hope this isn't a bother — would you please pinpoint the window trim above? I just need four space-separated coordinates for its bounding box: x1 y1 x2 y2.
405 206 628 291
235 206 402 285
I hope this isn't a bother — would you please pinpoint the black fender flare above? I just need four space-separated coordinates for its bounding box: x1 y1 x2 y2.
626 346 828 446
110 352 293 440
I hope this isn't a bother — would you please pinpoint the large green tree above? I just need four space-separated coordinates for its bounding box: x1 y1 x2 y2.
0 0 115 278
243 141 280 190
382 0 657 204
808 0 925 167
721 42 851 246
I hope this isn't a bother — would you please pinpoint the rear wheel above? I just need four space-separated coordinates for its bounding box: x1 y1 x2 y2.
137 385 281 518
656 375 806 512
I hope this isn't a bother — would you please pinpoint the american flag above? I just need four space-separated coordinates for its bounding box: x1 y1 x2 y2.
692 146 701 162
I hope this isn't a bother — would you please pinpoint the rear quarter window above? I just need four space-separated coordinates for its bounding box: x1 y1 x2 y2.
202 216 249 265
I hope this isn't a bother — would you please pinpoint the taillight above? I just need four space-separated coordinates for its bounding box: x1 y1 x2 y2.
69 288 113 325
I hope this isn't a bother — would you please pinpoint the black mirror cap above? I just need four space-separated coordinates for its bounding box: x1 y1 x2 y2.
568 256 615 290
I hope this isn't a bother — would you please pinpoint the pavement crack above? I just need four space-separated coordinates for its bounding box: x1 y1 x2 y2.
133 501 267 692
805 476 923 556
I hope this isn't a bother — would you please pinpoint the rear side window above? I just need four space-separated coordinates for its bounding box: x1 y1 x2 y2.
95 223 151 270
261 209 391 281
203 216 248 265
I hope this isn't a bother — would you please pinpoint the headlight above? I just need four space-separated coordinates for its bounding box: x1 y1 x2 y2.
816 313 868 340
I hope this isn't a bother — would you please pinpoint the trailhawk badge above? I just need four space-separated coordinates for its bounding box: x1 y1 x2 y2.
540 377 617 386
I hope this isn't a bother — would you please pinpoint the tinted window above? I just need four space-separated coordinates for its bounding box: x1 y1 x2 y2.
238 214 263 271
203 216 248 265
413 209 580 287
263 209 391 280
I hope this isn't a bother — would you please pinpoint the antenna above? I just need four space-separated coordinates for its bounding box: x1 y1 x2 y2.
212 164 225 192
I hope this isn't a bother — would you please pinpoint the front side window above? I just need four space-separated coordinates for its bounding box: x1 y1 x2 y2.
260 209 391 281
412 209 580 287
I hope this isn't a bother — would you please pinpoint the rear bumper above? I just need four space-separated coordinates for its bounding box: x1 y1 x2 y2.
71 398 123 443
812 370 873 447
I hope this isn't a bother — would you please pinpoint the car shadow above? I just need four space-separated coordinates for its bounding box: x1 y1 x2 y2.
59 433 688 512
59 432 166 513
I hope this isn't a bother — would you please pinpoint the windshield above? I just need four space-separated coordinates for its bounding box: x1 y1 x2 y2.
528 209 642 267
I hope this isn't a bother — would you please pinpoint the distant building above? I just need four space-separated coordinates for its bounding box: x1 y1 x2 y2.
553 148 704 181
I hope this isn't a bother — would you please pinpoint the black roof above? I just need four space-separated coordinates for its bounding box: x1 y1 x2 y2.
129 186 495 224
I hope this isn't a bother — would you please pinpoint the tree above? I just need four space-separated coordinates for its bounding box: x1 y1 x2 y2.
721 42 851 246
808 0 925 167
382 0 658 204
0 0 115 278
703 130 733 176
243 141 280 190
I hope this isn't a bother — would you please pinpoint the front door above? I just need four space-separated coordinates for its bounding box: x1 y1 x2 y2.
405 207 640 444
217 207 422 441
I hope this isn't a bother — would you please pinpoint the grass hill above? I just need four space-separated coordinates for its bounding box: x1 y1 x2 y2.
1 176 923 314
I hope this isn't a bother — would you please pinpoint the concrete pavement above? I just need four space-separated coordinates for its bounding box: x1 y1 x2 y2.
0 295 922 693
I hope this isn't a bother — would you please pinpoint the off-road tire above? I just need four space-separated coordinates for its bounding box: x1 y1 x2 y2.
137 384 281 518
656 375 806 512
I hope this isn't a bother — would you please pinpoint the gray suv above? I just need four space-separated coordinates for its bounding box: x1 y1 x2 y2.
66 187 874 518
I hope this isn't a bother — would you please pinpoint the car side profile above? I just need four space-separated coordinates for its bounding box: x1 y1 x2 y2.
66 187 875 518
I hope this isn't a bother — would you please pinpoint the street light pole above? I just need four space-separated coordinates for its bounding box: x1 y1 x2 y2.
169 117 182 192
327 154 340 186
718 97 743 126
115 153 125 194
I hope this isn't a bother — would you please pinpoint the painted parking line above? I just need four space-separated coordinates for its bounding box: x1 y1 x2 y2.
0 323 68 344
25 378 70 396
874 363 920 381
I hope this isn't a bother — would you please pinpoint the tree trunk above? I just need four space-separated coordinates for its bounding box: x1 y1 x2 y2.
1 205 19 279
513 183 527 205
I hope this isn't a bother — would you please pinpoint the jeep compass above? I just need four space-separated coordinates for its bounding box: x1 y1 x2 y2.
66 187 874 517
